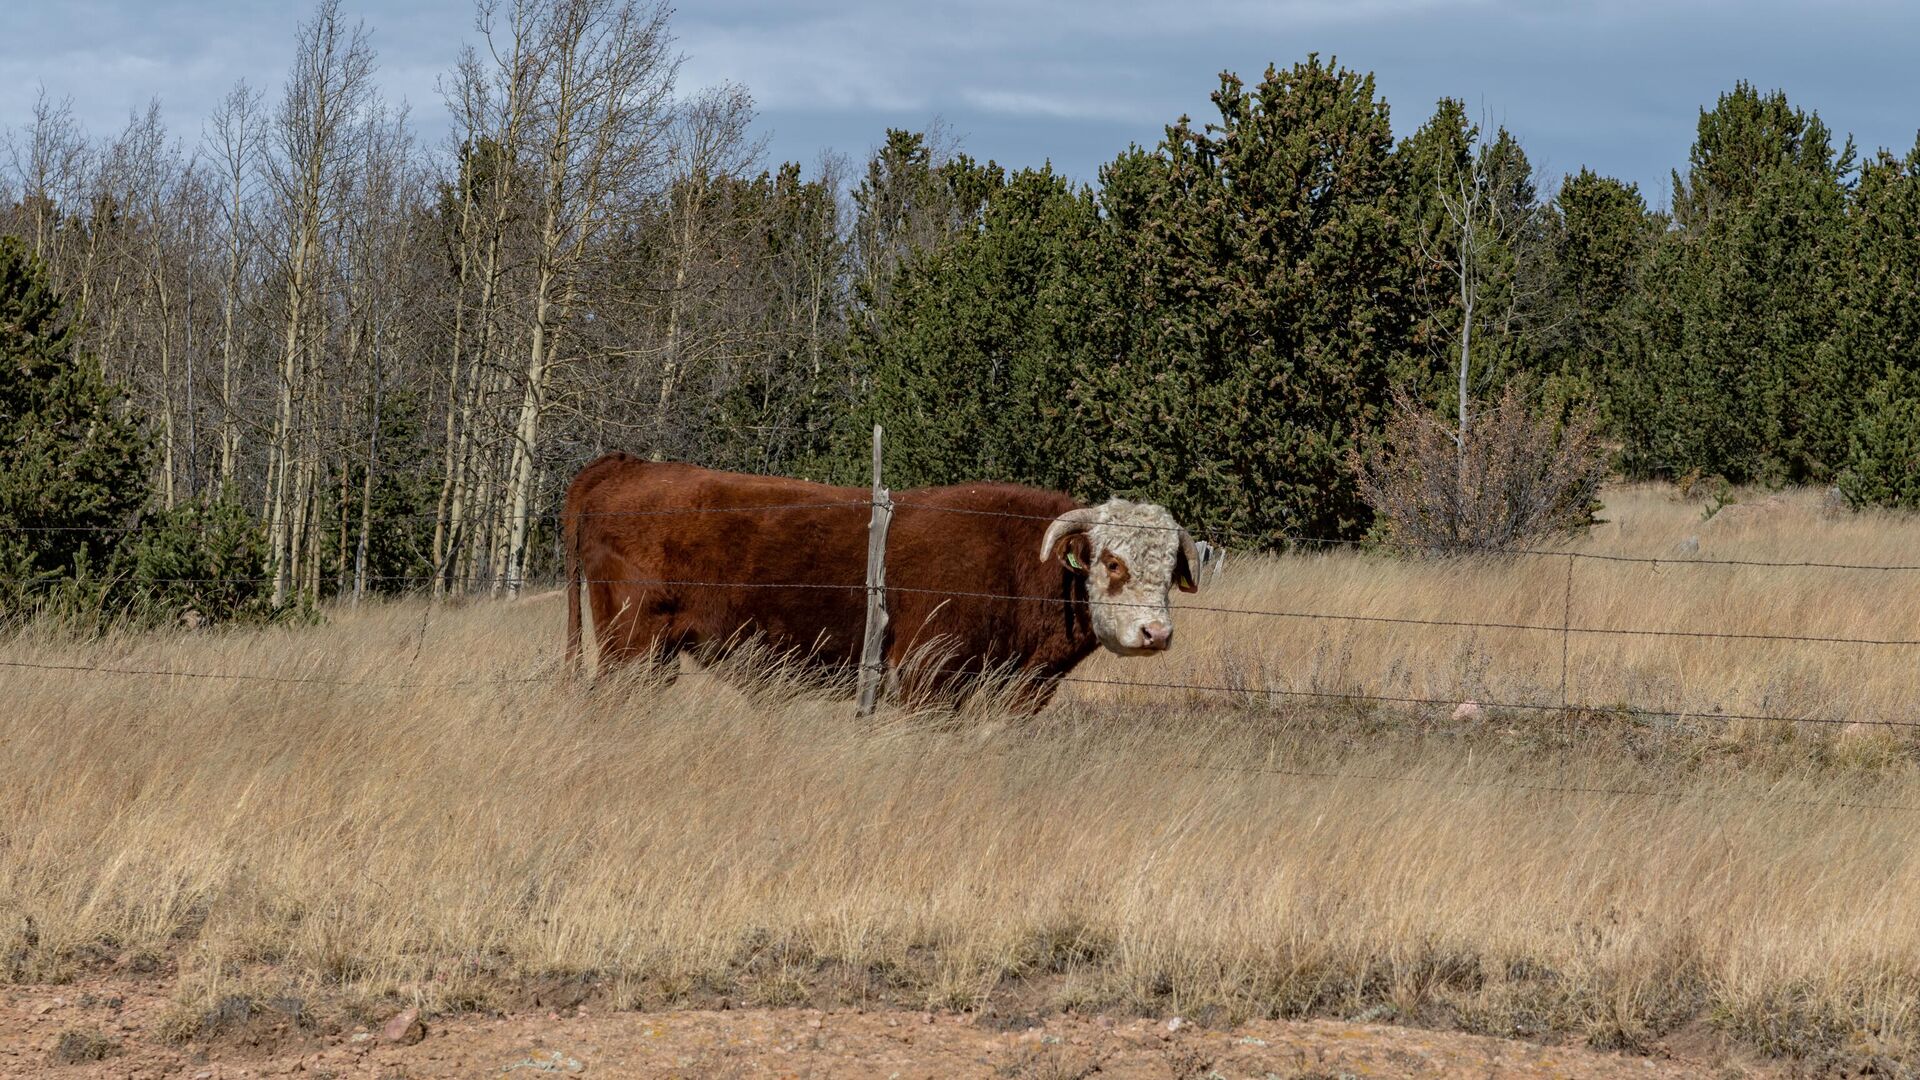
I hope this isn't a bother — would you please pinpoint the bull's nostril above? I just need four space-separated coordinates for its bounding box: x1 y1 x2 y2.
1140 622 1171 650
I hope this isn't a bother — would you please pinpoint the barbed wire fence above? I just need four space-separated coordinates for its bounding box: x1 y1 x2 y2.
7 451 1920 814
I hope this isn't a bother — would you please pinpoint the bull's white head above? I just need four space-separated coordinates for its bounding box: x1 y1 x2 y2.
1040 499 1199 655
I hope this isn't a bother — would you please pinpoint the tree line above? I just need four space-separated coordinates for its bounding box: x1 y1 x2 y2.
4 0 1919 619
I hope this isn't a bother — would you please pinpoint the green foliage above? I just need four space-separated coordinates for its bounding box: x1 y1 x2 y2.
716 162 851 478
1671 82 1852 230
857 167 1111 491
322 390 439 597
1080 57 1422 544
1841 371 1920 509
1625 84 1855 483
1536 169 1656 426
849 129 1003 319
1834 141 1920 509
120 492 272 624
0 236 151 621
820 130 1009 484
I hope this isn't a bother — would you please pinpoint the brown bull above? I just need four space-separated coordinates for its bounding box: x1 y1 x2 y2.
562 454 1198 709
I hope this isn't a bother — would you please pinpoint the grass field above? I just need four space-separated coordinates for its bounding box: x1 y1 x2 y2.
5 482 1920 1068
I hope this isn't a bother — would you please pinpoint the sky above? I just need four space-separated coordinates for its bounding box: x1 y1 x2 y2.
3 0 1917 208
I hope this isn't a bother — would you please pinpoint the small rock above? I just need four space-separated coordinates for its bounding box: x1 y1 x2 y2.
1451 701 1483 722
348 1032 373 1044
921 1012 934 1025
1352 1003 1397 1024
381 1006 426 1046
1166 1016 1185 1033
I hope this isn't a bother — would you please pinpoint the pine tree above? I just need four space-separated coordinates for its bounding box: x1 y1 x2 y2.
0 236 151 614
1836 139 1920 507
1539 169 1655 434
859 167 1111 491
1080 57 1422 545
1629 83 1854 483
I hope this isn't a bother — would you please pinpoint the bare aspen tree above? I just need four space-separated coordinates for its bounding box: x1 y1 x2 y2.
345 105 417 602
1425 122 1543 459
653 83 759 440
0 0 882 602
110 102 190 507
205 82 266 491
264 0 376 608
482 0 678 594
6 90 90 271
435 5 540 596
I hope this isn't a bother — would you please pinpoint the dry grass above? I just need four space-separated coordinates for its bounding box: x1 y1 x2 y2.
4 482 1920 1068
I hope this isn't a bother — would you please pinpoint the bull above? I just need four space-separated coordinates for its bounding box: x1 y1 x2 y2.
561 454 1198 710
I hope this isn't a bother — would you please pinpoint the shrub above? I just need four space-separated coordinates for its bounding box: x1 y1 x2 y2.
120 493 273 626
1352 384 1607 555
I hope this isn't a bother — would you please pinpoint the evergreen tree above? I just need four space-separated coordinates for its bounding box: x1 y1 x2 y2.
1538 169 1656 431
859 167 1112 491
726 162 851 479
830 130 1008 484
0 236 151 615
1837 139 1920 507
1081 57 1422 545
1628 84 1854 482
1395 98 1475 401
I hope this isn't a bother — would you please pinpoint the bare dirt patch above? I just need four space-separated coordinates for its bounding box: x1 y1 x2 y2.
0 973 1764 1079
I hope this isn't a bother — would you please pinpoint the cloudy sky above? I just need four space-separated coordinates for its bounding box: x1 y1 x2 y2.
3 0 1916 206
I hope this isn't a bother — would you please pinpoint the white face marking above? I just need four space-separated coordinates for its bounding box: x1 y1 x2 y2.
1078 499 1189 655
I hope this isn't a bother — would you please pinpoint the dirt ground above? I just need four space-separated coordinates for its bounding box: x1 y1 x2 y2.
1 974 1762 1079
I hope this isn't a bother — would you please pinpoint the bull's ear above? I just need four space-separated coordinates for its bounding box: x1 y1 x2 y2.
1173 528 1200 593
1041 507 1099 570
1054 533 1092 574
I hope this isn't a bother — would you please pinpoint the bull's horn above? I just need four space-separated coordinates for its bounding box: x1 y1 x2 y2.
1039 507 1101 562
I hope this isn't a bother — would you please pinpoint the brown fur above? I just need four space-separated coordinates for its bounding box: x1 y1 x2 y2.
563 455 1114 709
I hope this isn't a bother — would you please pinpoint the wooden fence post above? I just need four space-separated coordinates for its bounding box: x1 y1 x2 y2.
857 424 892 717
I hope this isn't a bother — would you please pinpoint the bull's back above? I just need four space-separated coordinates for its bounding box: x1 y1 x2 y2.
568 459 873 661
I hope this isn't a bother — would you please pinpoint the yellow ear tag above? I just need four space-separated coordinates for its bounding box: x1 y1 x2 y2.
1066 551 1085 571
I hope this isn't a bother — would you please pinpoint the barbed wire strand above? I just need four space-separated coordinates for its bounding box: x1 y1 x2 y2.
7 570 1920 649
6 655 1917 814
6 645 1916 731
10 497 1920 571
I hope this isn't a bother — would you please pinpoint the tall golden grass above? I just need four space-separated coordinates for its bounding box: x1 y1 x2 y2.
4 482 1919 1065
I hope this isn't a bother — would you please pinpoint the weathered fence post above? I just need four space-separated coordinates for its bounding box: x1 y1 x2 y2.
857 424 892 717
